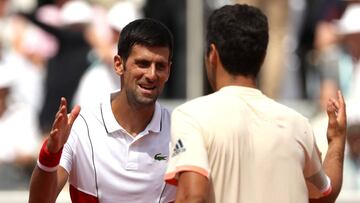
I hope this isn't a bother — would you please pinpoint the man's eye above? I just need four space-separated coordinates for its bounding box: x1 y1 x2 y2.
137 61 149 68
156 63 166 70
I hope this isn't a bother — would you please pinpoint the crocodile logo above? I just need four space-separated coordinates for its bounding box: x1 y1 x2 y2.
154 153 167 161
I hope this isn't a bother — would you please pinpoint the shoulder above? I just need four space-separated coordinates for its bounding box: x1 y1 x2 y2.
158 103 172 124
72 105 102 132
173 94 216 114
265 97 310 123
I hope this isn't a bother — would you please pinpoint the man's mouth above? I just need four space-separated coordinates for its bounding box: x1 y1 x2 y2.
139 84 156 93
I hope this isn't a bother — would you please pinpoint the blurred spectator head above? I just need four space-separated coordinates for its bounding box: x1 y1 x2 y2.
0 65 15 117
20 25 58 64
60 0 93 26
337 3 360 35
314 21 339 51
336 3 360 60
107 1 141 33
36 4 62 27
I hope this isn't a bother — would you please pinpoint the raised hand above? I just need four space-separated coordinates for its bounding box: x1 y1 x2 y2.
326 90 347 143
46 97 81 153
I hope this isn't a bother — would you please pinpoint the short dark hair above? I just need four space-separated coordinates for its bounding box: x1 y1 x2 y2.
206 4 268 77
117 18 174 62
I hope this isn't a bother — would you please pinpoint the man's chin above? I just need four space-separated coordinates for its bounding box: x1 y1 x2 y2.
136 96 157 106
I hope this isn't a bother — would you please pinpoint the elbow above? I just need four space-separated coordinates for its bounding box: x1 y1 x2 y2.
176 194 207 203
309 192 339 203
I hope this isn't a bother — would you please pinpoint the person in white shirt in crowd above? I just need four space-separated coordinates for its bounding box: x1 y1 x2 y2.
342 119 360 191
1 16 57 114
336 3 360 101
73 1 141 107
0 65 40 189
310 3 360 194
19 0 94 135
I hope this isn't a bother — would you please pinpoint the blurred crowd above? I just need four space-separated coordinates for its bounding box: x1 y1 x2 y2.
0 0 186 190
0 0 359 196
298 0 360 193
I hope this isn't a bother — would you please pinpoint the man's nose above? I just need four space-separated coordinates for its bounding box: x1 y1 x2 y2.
145 64 157 81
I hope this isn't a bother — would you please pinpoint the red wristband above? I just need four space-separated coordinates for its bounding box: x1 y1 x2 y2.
38 139 63 168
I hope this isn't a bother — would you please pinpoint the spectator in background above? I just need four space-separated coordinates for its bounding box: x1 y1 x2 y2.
0 65 40 190
343 121 360 190
296 0 346 99
311 2 360 158
309 3 360 195
309 20 344 161
73 1 141 107
19 0 93 135
337 3 360 101
1 15 56 114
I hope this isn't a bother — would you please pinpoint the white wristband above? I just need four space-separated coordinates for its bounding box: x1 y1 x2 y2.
37 160 58 172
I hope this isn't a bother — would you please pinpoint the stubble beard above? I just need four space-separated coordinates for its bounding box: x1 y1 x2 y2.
126 87 158 108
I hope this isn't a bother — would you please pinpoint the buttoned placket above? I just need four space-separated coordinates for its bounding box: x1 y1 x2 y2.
121 129 152 171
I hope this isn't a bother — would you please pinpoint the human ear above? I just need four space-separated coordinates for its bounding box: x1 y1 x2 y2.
164 61 172 82
114 55 124 76
208 44 218 66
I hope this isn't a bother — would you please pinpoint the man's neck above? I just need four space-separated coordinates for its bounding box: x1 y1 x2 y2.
215 73 257 91
111 92 155 136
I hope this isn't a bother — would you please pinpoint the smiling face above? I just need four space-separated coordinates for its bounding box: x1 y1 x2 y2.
115 44 171 107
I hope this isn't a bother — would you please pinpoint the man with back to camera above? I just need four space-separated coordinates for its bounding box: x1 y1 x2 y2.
29 18 176 203
165 4 346 203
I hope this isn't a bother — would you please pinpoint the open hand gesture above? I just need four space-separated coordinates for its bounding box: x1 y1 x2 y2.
326 90 347 143
46 97 80 153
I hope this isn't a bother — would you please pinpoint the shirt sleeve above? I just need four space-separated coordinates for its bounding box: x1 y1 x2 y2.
59 134 75 174
59 116 81 174
165 107 210 185
301 121 332 198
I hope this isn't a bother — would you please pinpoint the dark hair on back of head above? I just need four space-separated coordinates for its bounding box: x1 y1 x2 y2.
117 18 174 62
206 4 268 77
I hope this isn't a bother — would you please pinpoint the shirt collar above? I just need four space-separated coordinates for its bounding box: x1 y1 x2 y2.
218 85 263 96
100 91 162 135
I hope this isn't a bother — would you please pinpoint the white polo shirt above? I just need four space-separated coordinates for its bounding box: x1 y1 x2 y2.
60 91 176 203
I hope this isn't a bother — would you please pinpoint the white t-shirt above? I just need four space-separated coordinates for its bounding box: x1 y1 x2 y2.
0 102 39 162
166 86 331 203
72 63 120 108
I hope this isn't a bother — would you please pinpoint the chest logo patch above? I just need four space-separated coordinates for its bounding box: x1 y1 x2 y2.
154 153 167 161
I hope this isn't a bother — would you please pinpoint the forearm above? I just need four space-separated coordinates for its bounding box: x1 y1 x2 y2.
175 171 209 203
309 138 346 203
28 166 60 203
28 140 68 203
323 137 346 200
310 90 346 203
175 196 207 203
